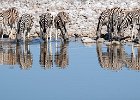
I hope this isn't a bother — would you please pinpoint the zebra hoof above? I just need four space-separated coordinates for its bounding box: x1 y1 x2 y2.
17 39 20 43
64 38 69 42
42 37 46 41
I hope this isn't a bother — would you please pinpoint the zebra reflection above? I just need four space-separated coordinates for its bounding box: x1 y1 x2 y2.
96 43 126 71
55 42 69 68
16 42 33 70
40 42 53 69
0 42 17 66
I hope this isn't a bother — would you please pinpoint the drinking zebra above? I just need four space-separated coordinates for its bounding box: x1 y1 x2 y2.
17 13 34 42
54 11 70 42
39 12 53 42
96 7 126 41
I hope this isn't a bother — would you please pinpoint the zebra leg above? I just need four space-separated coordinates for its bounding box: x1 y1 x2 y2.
114 25 121 41
138 24 140 39
23 32 25 42
60 28 65 41
16 33 20 42
1 29 3 38
3 25 9 38
40 27 45 41
130 24 134 41
0 22 3 38
13 23 17 30
27 30 29 40
27 32 30 40
23 42 26 54
59 26 68 42
40 27 43 39
64 25 69 41
55 29 58 41
23 30 27 42
49 27 52 41
107 23 112 41
46 29 48 42
47 28 51 42
27 28 31 40
114 24 119 37
137 25 140 40
96 18 102 39
40 27 42 38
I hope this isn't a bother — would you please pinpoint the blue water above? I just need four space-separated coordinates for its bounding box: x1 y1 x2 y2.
0 39 140 100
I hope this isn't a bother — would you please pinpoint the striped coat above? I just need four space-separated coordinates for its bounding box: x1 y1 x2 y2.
39 13 53 41
17 13 34 41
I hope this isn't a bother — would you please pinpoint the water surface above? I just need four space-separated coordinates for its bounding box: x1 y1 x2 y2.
0 39 140 100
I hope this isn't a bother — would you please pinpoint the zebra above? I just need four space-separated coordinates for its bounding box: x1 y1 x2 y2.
17 13 34 42
96 7 126 41
118 9 140 41
2 7 19 34
39 12 53 42
54 11 70 42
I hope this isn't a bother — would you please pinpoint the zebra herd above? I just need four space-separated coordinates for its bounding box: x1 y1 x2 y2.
0 7 70 42
1 6 140 43
96 7 140 42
